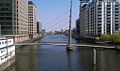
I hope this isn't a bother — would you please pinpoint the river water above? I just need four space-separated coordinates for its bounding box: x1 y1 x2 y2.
4 35 120 71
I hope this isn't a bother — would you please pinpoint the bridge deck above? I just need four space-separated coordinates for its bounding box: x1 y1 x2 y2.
15 42 115 49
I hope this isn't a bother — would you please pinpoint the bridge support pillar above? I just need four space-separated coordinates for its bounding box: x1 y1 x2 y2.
67 0 73 52
66 46 73 51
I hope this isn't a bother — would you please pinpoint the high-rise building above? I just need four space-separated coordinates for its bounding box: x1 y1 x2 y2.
0 0 29 43
80 3 89 36
37 22 42 34
76 18 80 35
80 0 120 37
28 1 38 39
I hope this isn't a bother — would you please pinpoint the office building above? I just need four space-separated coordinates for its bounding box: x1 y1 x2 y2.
80 0 120 37
28 1 38 39
0 0 29 43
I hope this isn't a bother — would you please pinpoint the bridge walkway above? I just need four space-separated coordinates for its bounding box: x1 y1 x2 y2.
15 42 115 49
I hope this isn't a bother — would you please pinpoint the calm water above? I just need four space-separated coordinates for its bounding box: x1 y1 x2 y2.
5 35 120 71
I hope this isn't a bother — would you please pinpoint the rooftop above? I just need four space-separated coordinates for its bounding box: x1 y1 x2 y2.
28 1 36 7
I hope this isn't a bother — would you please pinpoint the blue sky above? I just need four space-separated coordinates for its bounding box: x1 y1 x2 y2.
29 0 80 32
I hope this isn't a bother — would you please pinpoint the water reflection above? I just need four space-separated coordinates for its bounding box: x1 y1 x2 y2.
97 49 120 71
75 47 93 71
16 45 38 71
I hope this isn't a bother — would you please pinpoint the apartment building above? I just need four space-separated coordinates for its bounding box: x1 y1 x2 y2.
28 1 38 39
80 0 120 37
0 0 29 43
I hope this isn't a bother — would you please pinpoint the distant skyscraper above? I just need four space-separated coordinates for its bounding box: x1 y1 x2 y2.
76 18 80 35
28 1 38 38
37 22 42 34
80 0 120 36
41 29 45 33
0 0 29 42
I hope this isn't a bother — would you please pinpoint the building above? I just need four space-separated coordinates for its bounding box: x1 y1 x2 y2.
0 38 15 71
37 22 42 34
41 29 45 33
28 1 38 39
0 0 29 43
64 30 69 35
61 29 64 34
80 0 120 37
76 18 80 35
74 18 80 39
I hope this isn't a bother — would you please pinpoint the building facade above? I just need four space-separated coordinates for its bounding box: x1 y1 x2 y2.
28 1 38 39
80 0 120 37
0 38 15 71
0 0 29 43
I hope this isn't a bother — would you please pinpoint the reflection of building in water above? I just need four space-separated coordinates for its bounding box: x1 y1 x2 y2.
96 50 120 71
16 45 38 71
0 38 15 71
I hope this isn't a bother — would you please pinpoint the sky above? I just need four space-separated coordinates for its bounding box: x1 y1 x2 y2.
29 0 80 32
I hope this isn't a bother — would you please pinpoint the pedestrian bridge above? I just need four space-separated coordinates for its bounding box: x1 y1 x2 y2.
15 42 115 49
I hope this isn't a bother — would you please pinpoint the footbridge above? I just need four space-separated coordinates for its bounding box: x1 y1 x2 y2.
15 42 115 49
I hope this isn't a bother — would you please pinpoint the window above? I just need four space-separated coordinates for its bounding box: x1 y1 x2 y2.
0 4 3 6
98 8 101 10
98 11 101 13
107 8 111 10
1 49 5 53
115 11 119 13
5 41 7 44
6 3 11 6
9 40 11 43
2 42 4 44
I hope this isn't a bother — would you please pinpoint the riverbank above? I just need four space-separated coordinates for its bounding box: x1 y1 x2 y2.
74 36 120 50
15 34 43 48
